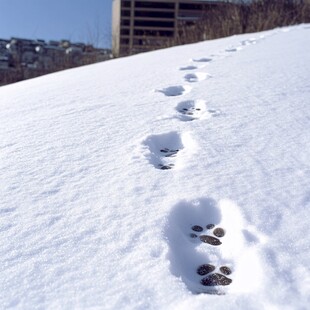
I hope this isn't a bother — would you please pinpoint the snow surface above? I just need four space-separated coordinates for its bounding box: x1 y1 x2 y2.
0 25 310 309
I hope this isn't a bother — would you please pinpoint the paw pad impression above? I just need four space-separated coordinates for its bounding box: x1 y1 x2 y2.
180 107 201 116
190 224 225 246
197 264 233 287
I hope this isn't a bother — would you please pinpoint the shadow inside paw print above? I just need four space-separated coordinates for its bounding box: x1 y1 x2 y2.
190 224 225 246
156 85 191 97
197 264 233 286
192 57 212 63
184 72 209 83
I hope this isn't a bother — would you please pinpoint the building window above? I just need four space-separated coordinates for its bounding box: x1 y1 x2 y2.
121 1 131 8
135 1 175 9
134 10 175 18
121 19 130 26
133 38 168 47
120 29 130 35
134 20 174 28
179 3 202 10
133 29 174 37
121 9 131 17
120 38 130 45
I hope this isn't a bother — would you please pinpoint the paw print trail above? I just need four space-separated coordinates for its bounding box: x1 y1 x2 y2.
143 31 272 298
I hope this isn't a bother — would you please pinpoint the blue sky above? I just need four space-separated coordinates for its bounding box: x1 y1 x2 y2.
0 0 112 48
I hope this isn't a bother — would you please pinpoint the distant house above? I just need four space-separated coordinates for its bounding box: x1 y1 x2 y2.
112 0 231 57
0 39 10 69
0 55 10 69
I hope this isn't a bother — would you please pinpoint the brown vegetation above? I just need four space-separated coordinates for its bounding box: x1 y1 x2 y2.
174 0 310 46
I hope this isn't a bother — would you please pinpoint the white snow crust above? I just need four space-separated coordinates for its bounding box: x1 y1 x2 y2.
0 25 310 309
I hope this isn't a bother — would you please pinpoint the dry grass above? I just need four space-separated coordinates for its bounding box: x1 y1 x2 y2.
174 0 310 45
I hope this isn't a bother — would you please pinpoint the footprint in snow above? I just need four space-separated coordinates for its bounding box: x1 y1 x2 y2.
165 198 233 294
191 57 212 63
142 132 182 170
142 131 196 170
0 207 17 214
176 100 222 122
225 46 243 52
156 85 191 97
241 38 257 46
165 198 266 294
190 224 233 288
179 65 198 71
184 72 210 83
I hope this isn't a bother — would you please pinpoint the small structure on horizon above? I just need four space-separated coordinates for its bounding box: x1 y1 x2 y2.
0 37 112 86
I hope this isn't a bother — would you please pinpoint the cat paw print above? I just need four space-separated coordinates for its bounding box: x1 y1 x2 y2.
197 264 233 286
180 107 201 116
189 224 225 246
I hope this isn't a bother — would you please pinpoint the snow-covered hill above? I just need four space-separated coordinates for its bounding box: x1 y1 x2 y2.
0 25 309 309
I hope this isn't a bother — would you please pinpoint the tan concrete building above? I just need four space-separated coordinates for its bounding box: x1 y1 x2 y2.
112 0 230 57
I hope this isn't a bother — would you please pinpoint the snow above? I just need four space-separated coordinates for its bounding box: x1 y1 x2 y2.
0 25 310 309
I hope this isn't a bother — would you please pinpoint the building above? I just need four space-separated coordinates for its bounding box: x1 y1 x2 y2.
0 37 112 86
112 0 230 57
